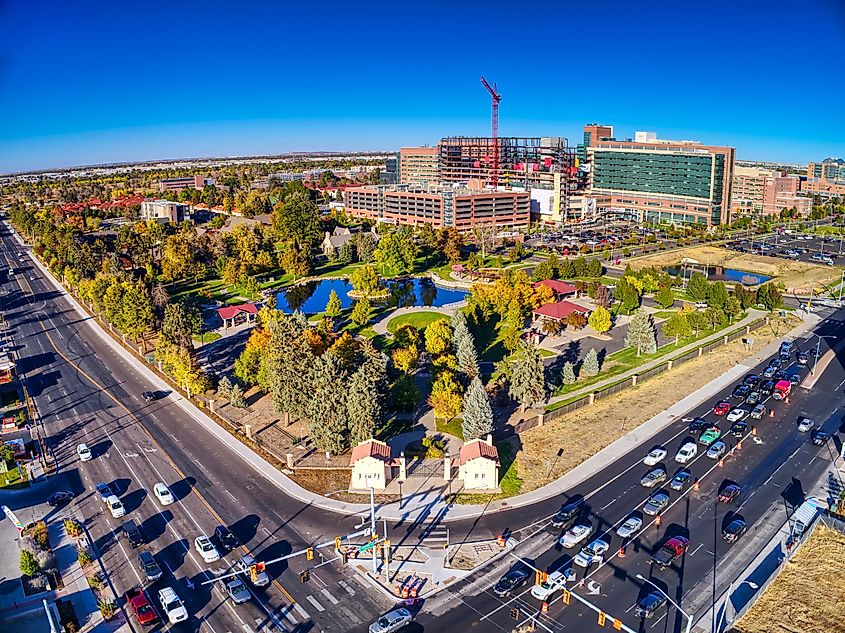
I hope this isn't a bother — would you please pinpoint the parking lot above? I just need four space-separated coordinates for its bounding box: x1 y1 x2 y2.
725 231 845 267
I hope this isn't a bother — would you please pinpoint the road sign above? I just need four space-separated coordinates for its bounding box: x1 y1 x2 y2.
358 541 376 553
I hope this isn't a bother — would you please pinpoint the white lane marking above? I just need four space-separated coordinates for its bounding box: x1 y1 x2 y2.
241 625 254 633
305 595 325 612
690 544 703 556
226 490 237 502
320 588 339 605
650 612 667 628
292 603 310 620
338 580 355 596
135 441 205 533
282 606 299 625
601 498 617 510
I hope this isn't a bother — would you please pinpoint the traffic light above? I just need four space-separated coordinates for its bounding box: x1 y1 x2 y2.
535 570 548 586
299 570 310 584
597 611 606 626
335 536 342 551
249 565 258 583
562 589 571 605
306 547 314 561
510 607 519 620
341 550 349 565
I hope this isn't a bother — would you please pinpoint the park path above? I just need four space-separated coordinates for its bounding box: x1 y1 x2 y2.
371 302 465 336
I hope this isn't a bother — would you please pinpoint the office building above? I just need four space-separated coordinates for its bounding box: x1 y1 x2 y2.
159 175 216 192
140 200 191 223
807 158 845 182
344 184 530 230
380 155 399 184
399 147 439 185
585 128 735 226
732 165 777 216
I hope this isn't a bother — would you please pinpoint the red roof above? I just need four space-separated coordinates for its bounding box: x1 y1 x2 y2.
532 301 588 320
459 439 499 465
533 279 578 295
349 439 391 465
217 303 259 321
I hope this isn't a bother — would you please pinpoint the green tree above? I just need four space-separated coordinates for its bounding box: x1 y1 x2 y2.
562 361 576 385
349 265 381 295
532 259 555 282
662 312 693 343
428 371 463 419
687 310 709 335
20 550 39 577
347 350 387 444
229 383 246 408
325 289 342 317
306 352 349 455
581 348 600 376
704 306 726 329
707 280 729 309
393 324 421 349
508 342 546 410
337 240 355 264
350 297 371 326
588 306 612 333
120 281 155 342
756 283 783 310
497 302 525 353
374 229 418 274
279 246 312 281
355 233 378 263
617 277 642 311
586 258 603 277
625 309 657 356
391 375 420 412
461 376 493 440
425 318 452 356
161 302 202 350
725 296 742 322
217 375 233 400
655 287 675 309
558 258 575 279
272 191 321 249
687 272 709 301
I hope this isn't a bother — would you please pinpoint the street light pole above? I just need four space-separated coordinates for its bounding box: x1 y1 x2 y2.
636 574 692 633
810 334 836 376
714 579 759 632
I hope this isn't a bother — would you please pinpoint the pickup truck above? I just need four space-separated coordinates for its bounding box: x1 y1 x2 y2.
126 587 159 626
650 536 689 569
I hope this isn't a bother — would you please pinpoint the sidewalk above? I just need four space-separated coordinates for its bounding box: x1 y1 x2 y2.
48 520 104 633
546 308 768 407
371 304 462 337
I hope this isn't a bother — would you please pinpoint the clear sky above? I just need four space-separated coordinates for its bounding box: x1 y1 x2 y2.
1 0 843 173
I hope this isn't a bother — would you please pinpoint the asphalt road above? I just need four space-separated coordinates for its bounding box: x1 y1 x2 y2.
0 223 394 633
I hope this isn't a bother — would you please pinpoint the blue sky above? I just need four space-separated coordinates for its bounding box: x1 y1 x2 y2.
1 0 843 173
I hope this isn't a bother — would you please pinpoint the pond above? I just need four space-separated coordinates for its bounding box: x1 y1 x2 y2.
664 265 771 286
276 277 469 314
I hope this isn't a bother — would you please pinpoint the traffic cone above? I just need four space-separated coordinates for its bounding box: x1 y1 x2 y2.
693 480 700 491
784 396 790 404
497 534 506 548
394 585 402 597
410 586 418 599
618 546 626 558
541 601 549 614
752 426 757 436
402 585 410 599
655 515 661 527
737 440 742 450
719 458 724 467
769 409 775 418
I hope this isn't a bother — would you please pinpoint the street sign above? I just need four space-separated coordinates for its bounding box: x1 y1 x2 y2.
358 541 376 553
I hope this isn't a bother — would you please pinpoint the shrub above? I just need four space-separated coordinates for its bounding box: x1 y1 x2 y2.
20 549 39 576
30 521 49 550
97 600 117 619
77 546 93 567
64 518 83 538
421 436 446 458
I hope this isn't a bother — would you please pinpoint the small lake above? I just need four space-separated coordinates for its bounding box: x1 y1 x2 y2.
276 277 469 314
664 265 771 286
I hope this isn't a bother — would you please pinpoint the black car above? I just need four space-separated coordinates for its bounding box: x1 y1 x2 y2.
760 380 776 396
121 520 144 548
493 564 531 597
551 500 583 528
718 484 741 503
722 518 747 543
731 385 750 400
730 421 749 437
48 491 74 506
214 525 240 551
773 370 787 382
138 550 163 582
811 430 830 446
687 417 708 433
788 373 801 385
768 357 782 369
742 374 760 387
635 591 668 619
141 391 157 403
797 352 808 366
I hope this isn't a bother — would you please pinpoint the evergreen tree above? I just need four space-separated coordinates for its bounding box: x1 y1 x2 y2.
217 375 233 400
452 311 479 378
687 272 709 301
581 348 600 376
346 351 386 444
508 342 546 409
558 258 575 279
350 297 371 325
337 240 355 264
461 376 493 440
725 296 742 322
625 309 657 356
229 383 246 408
586 258 603 277
306 352 349 455
707 280 729 309
325 289 342 317
562 361 576 384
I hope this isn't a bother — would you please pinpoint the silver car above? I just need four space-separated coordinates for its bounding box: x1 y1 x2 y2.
616 516 643 539
369 607 413 633
226 578 250 605
640 467 667 488
643 492 670 516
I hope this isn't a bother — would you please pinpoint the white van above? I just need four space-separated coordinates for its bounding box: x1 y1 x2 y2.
105 495 125 518
531 570 566 600
674 442 698 464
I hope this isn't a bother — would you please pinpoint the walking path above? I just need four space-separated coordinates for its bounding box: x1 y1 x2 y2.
371 303 463 336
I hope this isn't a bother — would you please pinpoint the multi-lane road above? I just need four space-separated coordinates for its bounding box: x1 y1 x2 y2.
0 222 394 632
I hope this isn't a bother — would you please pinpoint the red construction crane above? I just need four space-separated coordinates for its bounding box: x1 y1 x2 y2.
480 76 502 188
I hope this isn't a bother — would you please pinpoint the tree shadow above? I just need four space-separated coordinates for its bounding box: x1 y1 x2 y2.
169 476 196 503
230 514 261 546
256 538 292 577
140 510 172 543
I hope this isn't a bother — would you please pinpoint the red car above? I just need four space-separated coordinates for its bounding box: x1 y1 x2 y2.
713 401 732 416
718 484 741 503
126 588 159 626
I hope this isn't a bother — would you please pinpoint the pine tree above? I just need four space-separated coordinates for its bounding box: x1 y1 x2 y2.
325 289 342 317
581 348 600 376
656 287 675 309
350 297 371 326
347 366 381 444
229 383 246 408
217 375 233 400
508 342 546 409
625 309 657 356
461 376 493 440
687 272 709 301
306 352 349 455
452 311 479 378
562 361 576 384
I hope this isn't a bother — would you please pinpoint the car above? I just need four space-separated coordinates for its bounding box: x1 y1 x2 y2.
105 495 125 518
76 443 93 462
636 591 668 619
687 417 708 433
742 374 760 387
95 482 114 502
493 564 531 596
670 470 692 491
369 607 413 633
768 357 782 370
674 442 697 463
138 551 163 582
141 391 157 403
121 520 145 548
788 373 801 386
750 404 767 419
152 483 174 506
194 535 221 563
745 391 760 406
726 408 747 423
811 429 830 446
531 570 567 600
713 401 731 416
762 366 776 379
226 578 251 605
779 341 795 356
616 516 643 539
560 523 593 548
573 539 609 568
126 587 159 626
643 491 670 516
760 379 776 396
651 536 689 569
642 447 667 466
719 484 741 503
773 370 787 382
722 518 748 543
730 421 749 437
640 467 667 488
706 441 727 459
732 385 750 400
550 500 583 528
214 525 240 551
797 352 808 366
48 491 74 506
797 416 815 433
237 554 270 587
158 586 188 624
694 301 708 309
699 426 722 446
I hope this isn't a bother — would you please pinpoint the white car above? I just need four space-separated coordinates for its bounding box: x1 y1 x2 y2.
531 570 566 600
158 586 188 624
674 442 698 464
237 554 270 586
105 495 125 518
616 516 643 539
153 483 175 506
573 539 609 568
797 417 814 433
642 447 667 466
369 607 413 633
76 443 93 462
726 408 747 423
194 535 221 563
559 524 593 548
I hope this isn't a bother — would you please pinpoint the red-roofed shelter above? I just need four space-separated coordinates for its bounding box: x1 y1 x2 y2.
217 303 259 329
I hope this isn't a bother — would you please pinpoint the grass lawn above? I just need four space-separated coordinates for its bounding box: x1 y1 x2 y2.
167 276 262 303
386 311 448 335
0 465 29 489
192 332 222 344
651 310 676 319
474 316 507 364
538 349 556 358
435 417 465 440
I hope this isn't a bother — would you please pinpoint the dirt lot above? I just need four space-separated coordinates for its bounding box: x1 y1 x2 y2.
732 524 845 633
515 315 799 493
628 245 840 293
